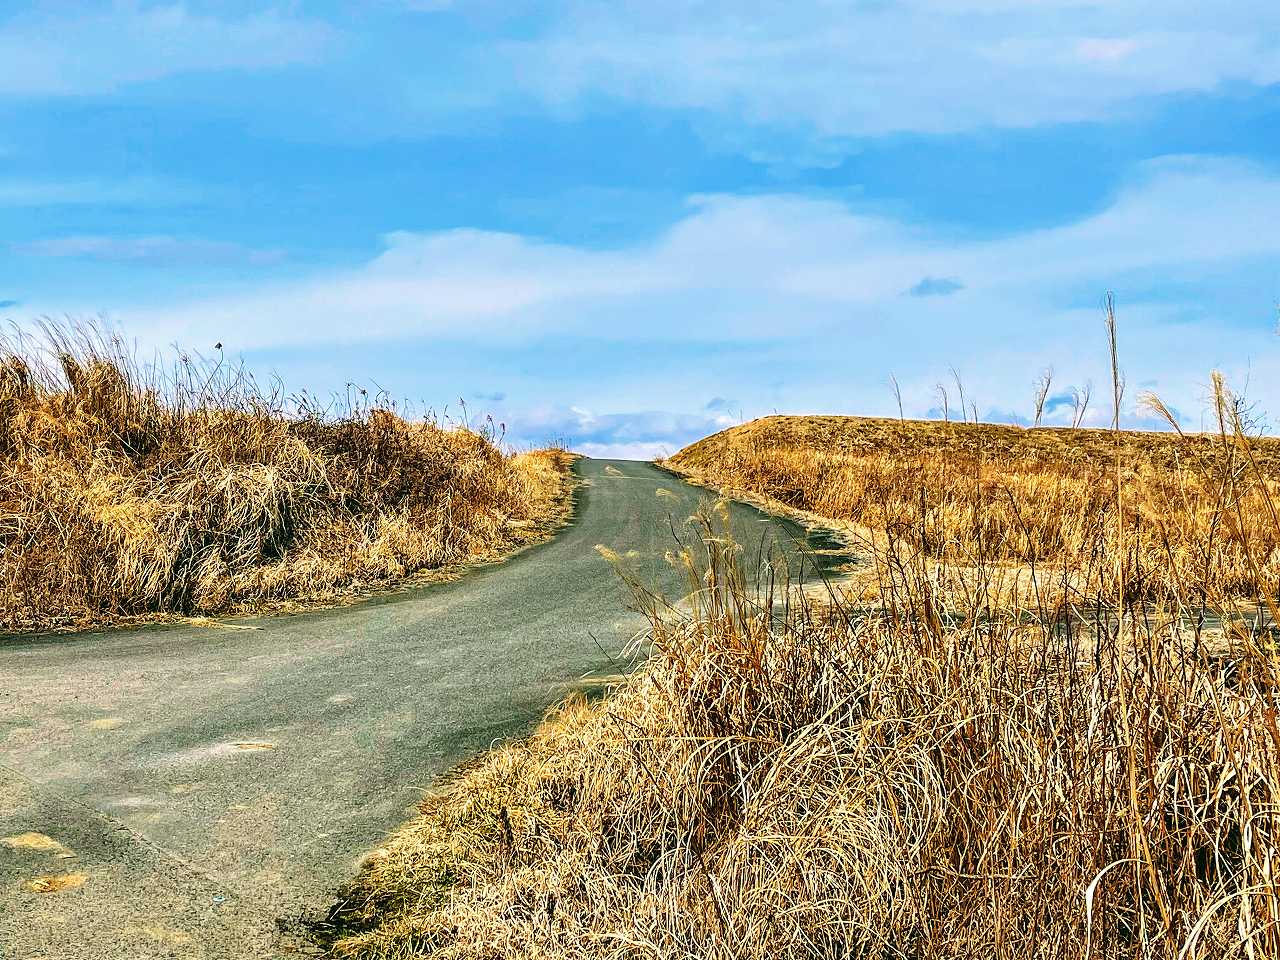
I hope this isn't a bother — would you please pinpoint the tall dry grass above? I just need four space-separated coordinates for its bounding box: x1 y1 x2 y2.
668 404 1280 606
324 373 1280 958
0 323 569 632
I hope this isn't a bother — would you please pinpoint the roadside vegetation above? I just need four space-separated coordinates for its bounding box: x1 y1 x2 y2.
325 313 1280 959
0 323 571 633
669 403 1280 607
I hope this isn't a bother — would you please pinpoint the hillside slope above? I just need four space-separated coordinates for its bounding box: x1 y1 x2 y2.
672 413 1280 473
667 414 1280 601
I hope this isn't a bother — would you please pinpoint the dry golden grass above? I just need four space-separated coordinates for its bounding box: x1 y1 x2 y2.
668 411 1280 606
0 323 571 633
323 367 1280 959
325 509 1280 960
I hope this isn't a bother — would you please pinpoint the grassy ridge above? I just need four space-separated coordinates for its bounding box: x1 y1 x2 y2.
669 412 1280 604
328 395 1280 958
0 325 570 633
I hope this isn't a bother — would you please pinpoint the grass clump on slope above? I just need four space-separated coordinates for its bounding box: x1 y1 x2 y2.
0 323 570 633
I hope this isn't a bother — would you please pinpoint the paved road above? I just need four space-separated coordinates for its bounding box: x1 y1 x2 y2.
0 459 842 959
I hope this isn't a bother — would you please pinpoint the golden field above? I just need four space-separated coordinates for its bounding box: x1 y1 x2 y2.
0 324 571 633
669 411 1280 606
325 382 1280 959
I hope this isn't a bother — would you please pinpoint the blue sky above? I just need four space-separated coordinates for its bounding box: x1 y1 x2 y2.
4 1 1280 456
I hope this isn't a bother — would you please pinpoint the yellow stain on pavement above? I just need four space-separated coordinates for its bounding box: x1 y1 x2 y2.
28 872 87 894
3 832 74 858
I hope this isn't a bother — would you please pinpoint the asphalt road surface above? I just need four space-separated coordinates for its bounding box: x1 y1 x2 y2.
0 459 843 959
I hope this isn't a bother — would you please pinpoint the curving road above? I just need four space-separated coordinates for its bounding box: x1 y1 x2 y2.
0 459 842 959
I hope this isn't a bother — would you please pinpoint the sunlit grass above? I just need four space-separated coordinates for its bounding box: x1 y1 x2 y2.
0 321 570 632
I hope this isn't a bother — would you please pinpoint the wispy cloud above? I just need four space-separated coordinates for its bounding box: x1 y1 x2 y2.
99 154 1280 432
4 2 1267 145
0 177 198 208
507 1 1280 137
15 235 285 266
0 3 334 96
121 156 1280 345
514 406 736 460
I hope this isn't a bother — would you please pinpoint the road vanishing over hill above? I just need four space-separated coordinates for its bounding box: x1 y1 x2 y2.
0 458 846 959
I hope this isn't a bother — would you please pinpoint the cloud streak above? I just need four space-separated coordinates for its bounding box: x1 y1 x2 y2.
0 177 199 208
5 2 1274 144
73 153 1271 435
15 235 285 266
0 3 334 96
120 156 1280 344
506 1 1280 137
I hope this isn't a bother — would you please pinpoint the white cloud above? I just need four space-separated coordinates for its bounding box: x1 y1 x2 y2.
507 407 736 461
504 1 1280 136
88 154 1280 430
0 3 334 95
6 2 1274 141
122 227 669 345
1075 38 1141 64
574 440 674 461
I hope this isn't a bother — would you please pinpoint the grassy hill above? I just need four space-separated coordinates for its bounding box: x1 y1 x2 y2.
672 413 1280 472
668 413 1280 603
0 326 571 633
